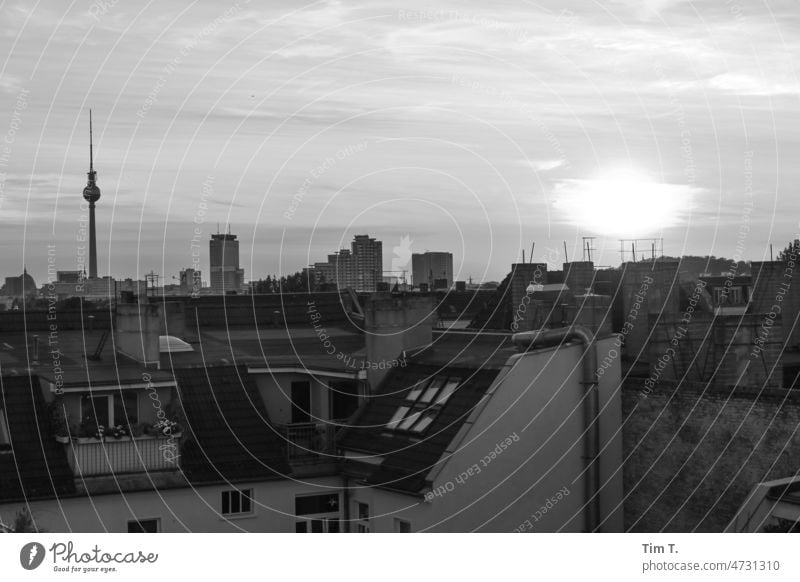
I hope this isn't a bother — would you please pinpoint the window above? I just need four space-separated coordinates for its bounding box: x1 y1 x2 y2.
394 518 411 533
295 518 340 533
221 488 253 516
0 410 10 452
127 518 160 533
713 286 743 305
295 493 341 533
82 395 110 427
355 502 370 533
81 391 138 428
330 380 360 420
295 493 340 515
385 376 460 434
113 391 139 426
290 381 312 423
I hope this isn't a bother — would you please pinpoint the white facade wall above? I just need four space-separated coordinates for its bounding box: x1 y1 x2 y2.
347 337 624 532
1 476 344 533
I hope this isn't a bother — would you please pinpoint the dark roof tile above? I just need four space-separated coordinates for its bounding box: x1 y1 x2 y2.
0 375 75 503
174 366 290 483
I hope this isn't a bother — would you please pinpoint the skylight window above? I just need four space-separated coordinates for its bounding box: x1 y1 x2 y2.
386 376 460 434
420 377 445 403
386 406 410 429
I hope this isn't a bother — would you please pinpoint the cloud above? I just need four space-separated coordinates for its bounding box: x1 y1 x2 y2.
518 158 567 172
707 72 800 96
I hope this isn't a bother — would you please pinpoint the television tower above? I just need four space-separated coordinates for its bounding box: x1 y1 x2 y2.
82 110 101 279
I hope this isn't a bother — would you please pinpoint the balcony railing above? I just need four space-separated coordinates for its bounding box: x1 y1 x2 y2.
283 422 338 462
60 435 181 477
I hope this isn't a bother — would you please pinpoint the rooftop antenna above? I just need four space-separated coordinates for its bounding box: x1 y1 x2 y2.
631 242 636 262
770 243 774 261
582 236 596 262
522 249 525 263
563 241 569 263
529 242 535 263
217 223 220 234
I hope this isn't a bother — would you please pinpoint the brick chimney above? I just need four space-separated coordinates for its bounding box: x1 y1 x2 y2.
563 261 595 295
115 303 160 367
364 294 437 390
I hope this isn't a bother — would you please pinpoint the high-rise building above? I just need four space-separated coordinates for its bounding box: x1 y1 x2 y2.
412 251 454 290
352 235 382 292
82 110 101 279
313 235 383 292
209 232 244 294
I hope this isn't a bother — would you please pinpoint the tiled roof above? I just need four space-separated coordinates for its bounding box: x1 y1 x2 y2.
338 357 504 493
0 374 75 503
174 366 290 484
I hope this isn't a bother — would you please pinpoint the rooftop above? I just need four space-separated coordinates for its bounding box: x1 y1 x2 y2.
338 330 512 493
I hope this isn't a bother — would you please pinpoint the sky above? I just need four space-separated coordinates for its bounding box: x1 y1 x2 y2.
1 0 799 285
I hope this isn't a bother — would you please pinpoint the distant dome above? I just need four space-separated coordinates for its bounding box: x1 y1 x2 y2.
22 271 36 292
3 271 37 296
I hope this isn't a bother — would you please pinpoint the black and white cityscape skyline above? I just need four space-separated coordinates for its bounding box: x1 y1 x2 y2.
1 0 798 285
3 0 800 555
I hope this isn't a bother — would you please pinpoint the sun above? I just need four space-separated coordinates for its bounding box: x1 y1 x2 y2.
552 167 692 238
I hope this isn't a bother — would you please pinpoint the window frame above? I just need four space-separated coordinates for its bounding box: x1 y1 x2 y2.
221 488 255 518
385 375 460 434
353 501 371 532
394 518 411 533
295 517 340 533
81 392 139 428
294 493 341 532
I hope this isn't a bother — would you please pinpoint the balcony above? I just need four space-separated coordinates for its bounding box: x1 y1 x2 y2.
282 422 338 465
59 434 182 478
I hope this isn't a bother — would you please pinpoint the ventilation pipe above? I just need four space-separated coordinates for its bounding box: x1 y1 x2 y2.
511 325 602 532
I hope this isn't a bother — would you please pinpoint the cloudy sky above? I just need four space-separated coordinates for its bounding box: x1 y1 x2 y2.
1 0 798 285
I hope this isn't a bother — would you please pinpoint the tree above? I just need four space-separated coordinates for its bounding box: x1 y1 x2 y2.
778 239 800 263
11 507 45 532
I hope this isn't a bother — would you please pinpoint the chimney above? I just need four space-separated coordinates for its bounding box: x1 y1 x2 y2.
114 303 161 367
159 301 186 337
563 261 595 295
568 293 612 336
749 261 785 314
364 294 437 390
619 259 680 356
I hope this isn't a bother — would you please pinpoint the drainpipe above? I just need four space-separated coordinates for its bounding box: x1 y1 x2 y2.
511 325 602 532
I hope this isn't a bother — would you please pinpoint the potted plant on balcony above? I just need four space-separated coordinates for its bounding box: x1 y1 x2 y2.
48 402 74 444
148 418 182 438
108 424 130 440
131 421 149 438
78 415 105 441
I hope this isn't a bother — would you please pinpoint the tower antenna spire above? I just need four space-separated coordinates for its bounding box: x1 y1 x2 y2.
89 109 94 174
82 109 101 279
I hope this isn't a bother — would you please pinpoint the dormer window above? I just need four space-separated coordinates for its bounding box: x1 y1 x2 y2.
386 376 460 434
81 391 138 429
